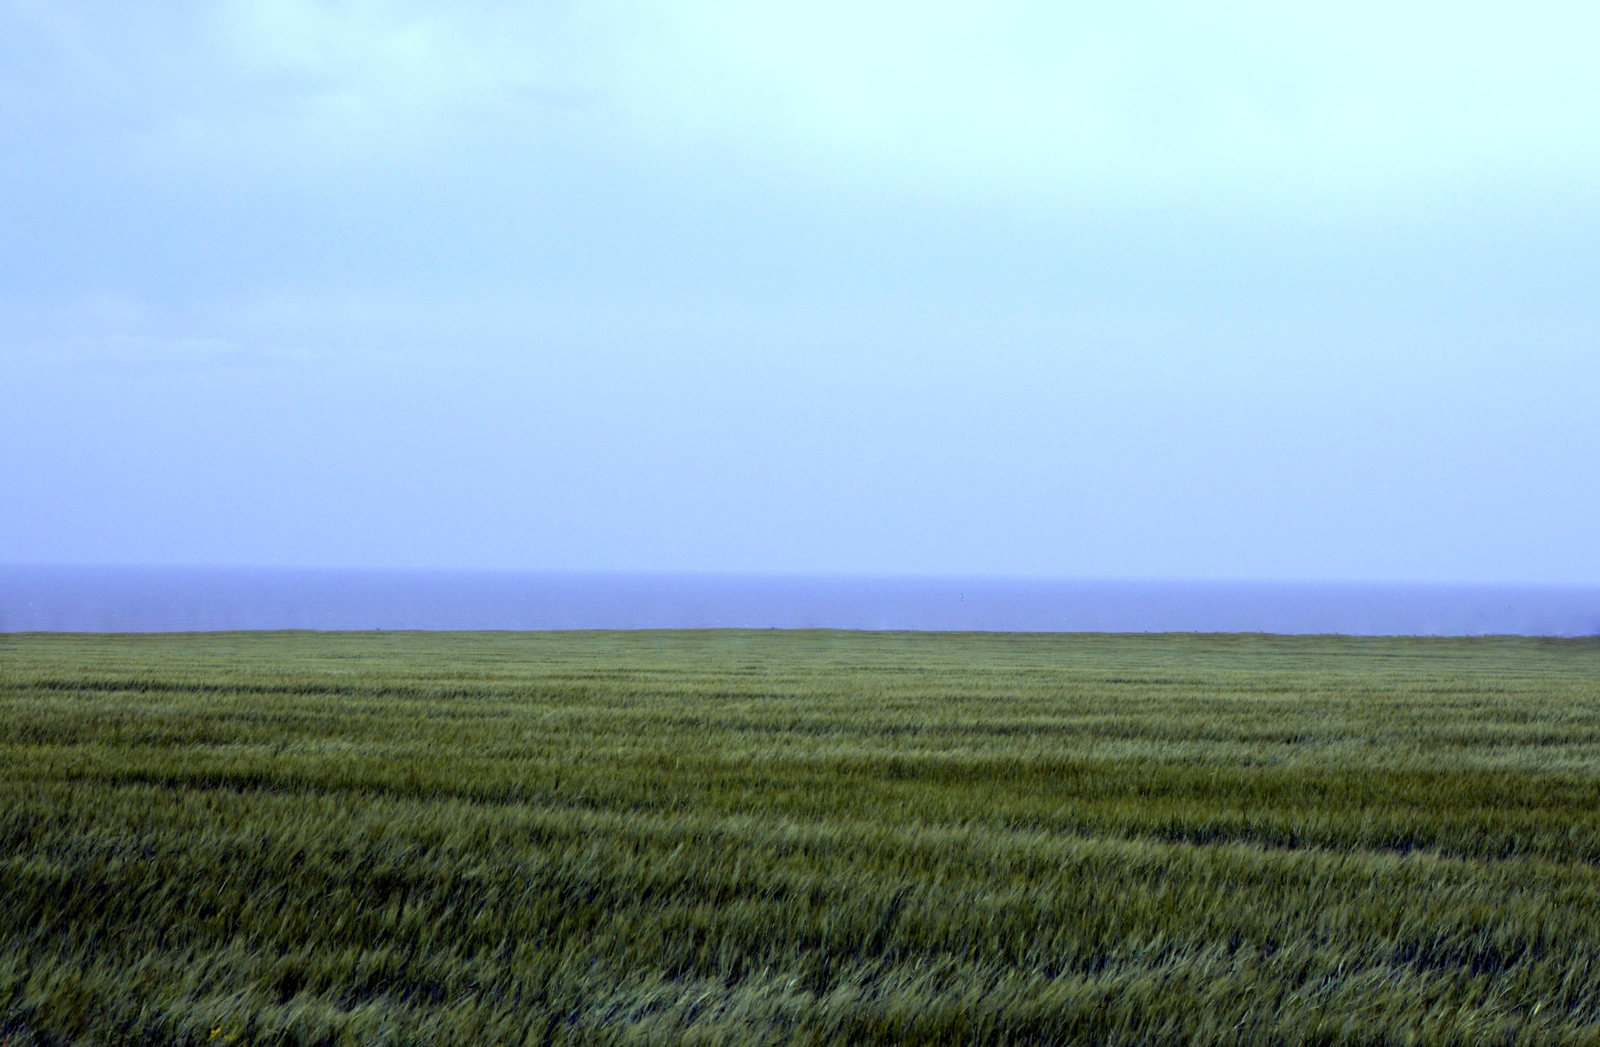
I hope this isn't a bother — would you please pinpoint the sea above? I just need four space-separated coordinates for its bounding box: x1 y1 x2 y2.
1 566 1597 635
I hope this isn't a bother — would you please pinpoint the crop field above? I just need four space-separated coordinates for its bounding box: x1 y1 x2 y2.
2 630 1600 1046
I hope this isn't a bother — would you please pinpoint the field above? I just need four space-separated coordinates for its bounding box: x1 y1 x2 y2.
2 629 1600 1046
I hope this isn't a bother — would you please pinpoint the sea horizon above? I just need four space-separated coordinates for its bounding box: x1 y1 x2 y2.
2 564 1597 637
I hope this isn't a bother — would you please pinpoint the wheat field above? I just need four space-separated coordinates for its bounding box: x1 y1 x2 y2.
2 629 1599 1045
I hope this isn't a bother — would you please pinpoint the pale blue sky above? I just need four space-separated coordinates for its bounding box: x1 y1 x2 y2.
2 0 1597 582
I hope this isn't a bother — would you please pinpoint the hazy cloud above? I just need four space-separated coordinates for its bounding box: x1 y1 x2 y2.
11 1 1600 194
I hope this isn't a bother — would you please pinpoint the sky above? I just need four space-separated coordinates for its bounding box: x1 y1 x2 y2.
2 0 1597 583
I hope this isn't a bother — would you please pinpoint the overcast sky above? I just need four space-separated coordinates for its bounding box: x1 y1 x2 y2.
2 0 1597 582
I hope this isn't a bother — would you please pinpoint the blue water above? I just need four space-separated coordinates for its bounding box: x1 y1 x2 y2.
2 566 1597 635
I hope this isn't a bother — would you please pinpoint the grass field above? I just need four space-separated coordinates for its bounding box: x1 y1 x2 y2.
2 629 1599 1046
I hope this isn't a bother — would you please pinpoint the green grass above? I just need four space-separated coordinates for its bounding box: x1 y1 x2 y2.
2 629 1599 1045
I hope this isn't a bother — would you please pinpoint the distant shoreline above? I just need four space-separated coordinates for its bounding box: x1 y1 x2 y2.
3 566 1596 636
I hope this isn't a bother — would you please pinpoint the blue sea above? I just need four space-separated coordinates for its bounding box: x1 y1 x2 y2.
1 566 1597 635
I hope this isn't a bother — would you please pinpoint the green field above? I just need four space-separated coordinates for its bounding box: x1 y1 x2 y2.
3 630 1600 1046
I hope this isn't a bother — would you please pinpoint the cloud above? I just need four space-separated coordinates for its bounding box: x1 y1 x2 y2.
2 0 624 180
10 0 1600 203
0 333 318 374
194 0 610 151
645 0 1600 196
